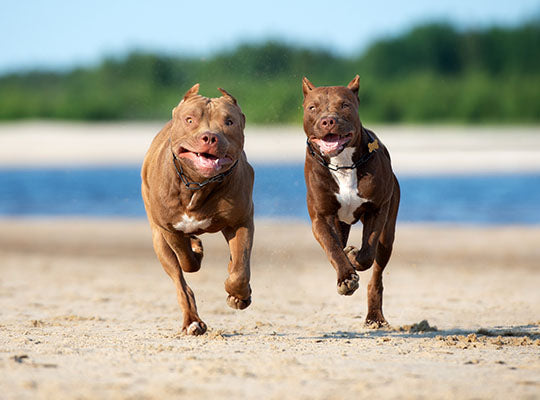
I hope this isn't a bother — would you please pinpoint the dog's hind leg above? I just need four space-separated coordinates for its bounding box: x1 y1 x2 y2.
151 226 206 335
189 235 204 267
366 177 400 327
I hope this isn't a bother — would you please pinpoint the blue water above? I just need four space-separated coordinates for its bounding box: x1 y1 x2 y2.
0 164 539 225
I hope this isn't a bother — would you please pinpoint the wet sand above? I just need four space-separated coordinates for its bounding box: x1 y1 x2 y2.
1 219 539 399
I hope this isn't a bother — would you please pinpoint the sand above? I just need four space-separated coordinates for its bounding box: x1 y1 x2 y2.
0 219 539 399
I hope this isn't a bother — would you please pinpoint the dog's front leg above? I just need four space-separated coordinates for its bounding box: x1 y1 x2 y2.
311 214 359 296
151 225 206 335
345 202 390 271
222 218 254 310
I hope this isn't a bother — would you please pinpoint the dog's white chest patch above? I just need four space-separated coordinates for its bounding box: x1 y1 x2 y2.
329 148 368 224
173 214 211 234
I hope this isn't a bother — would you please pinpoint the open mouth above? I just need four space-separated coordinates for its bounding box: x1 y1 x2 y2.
193 151 218 161
312 133 352 155
178 147 233 174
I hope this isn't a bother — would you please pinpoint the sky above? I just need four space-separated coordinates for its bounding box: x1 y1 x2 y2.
1 0 539 74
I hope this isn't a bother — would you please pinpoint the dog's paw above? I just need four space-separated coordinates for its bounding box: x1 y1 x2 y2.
184 320 207 336
226 295 251 310
365 313 388 329
337 272 359 296
190 235 203 256
344 245 372 271
344 246 362 270
365 319 389 329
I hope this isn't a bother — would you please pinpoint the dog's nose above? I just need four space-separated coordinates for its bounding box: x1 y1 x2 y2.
319 116 337 131
199 132 219 145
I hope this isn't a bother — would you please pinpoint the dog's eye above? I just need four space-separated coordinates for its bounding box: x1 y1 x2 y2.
225 119 234 126
185 117 194 124
308 105 316 111
342 102 350 109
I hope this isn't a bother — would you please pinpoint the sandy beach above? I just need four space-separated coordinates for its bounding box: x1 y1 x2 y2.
0 219 539 399
1 122 539 399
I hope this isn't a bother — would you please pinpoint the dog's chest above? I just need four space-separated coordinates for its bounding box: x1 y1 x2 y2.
173 213 211 234
172 192 212 234
329 148 368 224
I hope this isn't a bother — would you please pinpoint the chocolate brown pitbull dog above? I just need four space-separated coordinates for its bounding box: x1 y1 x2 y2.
141 84 254 335
302 75 400 326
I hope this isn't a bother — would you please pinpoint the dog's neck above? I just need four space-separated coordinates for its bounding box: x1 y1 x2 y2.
167 151 218 211
329 147 356 171
333 126 371 161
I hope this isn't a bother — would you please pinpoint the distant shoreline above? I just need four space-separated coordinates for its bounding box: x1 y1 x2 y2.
1 121 540 174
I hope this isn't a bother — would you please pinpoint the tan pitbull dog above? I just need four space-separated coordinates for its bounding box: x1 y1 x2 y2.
141 84 254 335
302 76 400 326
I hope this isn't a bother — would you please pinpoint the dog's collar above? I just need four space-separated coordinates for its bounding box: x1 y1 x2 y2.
306 129 379 171
170 139 238 190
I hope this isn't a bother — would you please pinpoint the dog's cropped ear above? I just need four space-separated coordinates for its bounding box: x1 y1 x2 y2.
302 77 315 98
181 83 200 103
241 112 246 129
218 88 238 105
347 75 360 98
173 83 200 116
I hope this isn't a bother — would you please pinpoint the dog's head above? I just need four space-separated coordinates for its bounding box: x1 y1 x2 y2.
170 84 246 178
302 75 361 157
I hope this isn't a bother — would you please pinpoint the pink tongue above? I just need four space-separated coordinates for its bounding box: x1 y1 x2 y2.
193 154 231 170
312 135 342 154
194 154 220 170
318 139 340 154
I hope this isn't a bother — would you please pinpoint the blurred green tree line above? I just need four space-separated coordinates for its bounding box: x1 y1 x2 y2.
0 21 539 124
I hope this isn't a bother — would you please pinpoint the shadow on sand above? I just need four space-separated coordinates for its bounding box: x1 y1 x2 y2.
302 322 540 341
